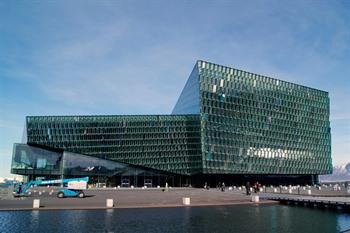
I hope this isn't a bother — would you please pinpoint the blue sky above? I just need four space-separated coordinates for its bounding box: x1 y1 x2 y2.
0 1 349 177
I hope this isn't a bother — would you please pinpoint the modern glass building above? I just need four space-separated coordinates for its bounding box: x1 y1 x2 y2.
11 60 332 186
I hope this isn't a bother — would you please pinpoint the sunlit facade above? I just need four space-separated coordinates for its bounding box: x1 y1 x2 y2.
11 60 332 186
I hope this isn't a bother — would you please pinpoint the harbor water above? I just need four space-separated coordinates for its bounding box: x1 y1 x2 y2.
0 205 349 233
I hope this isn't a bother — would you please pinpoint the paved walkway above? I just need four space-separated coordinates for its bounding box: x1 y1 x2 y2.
0 188 275 211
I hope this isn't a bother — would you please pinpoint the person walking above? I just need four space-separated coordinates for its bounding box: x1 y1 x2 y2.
221 182 225 192
253 182 259 193
245 181 251 195
217 182 221 190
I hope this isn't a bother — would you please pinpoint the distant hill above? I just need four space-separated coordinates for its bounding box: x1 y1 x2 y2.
319 163 350 182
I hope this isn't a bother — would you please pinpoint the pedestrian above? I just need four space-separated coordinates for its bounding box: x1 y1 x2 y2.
245 181 251 195
18 183 22 194
221 182 225 192
254 182 259 193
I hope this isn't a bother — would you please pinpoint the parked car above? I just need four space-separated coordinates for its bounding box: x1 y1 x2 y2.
144 179 152 188
121 178 130 187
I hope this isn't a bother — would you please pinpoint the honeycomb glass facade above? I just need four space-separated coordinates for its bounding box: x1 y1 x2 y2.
195 61 331 175
11 60 332 186
25 114 202 175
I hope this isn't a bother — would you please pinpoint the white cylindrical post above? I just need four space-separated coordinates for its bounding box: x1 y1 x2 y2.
273 188 277 193
33 199 40 208
307 190 311 195
182 197 190 205
288 189 292 194
228 187 232 191
106 199 114 208
251 196 259 203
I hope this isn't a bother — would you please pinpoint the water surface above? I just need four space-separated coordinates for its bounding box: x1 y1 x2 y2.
0 205 349 233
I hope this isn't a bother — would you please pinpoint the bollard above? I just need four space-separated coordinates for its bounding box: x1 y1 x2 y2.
288 189 292 194
157 185 160 189
251 195 259 203
33 199 40 208
117 185 120 188
228 187 232 191
307 190 311 195
106 199 114 208
238 187 242 191
273 188 277 193
259 188 263 192
131 185 134 189
182 197 190 205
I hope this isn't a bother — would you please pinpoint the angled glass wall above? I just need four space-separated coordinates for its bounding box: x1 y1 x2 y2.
172 64 200 114
196 60 332 175
11 143 62 177
62 151 170 187
11 144 171 187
